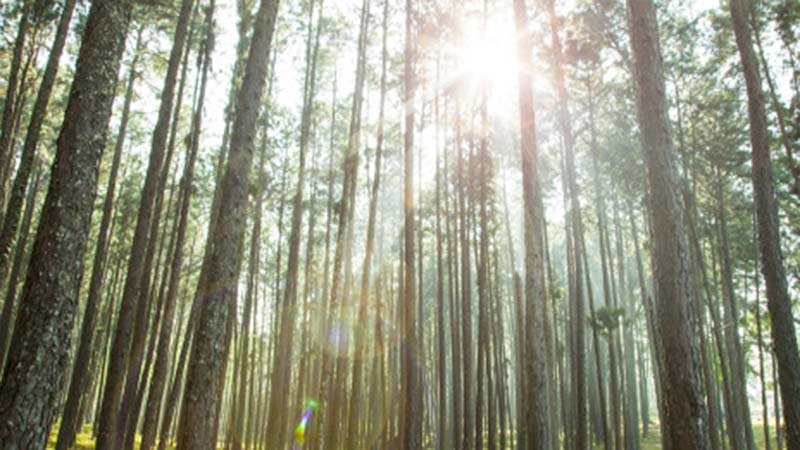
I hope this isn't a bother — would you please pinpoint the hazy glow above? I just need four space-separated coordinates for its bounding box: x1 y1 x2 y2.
458 19 518 96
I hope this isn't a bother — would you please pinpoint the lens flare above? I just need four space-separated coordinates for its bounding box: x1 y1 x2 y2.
294 399 319 446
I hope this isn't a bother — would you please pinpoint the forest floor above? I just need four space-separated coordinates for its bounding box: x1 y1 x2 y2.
617 422 777 450
46 422 778 449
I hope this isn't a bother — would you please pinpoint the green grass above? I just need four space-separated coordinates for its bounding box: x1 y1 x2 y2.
612 421 780 450
46 420 781 449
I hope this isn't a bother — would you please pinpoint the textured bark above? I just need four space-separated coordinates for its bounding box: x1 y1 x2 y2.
95 1 196 447
55 24 141 450
0 1 134 447
229 66 264 450
155 9 256 449
176 0 278 446
625 1 709 448
729 0 800 447
512 0 554 448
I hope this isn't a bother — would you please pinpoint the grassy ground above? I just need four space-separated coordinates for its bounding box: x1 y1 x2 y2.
620 422 779 450
47 421 780 449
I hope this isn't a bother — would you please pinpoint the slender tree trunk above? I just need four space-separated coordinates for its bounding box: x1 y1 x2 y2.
402 0 420 447
315 1 369 447
729 1 800 447
177 0 279 446
715 169 755 450
513 0 551 447
433 47 446 450
0 1 134 446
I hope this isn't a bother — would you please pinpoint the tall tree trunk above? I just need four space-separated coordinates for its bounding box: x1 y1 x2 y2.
513 0 551 448
434 47 446 450
55 23 142 450
729 1 800 447
315 0 369 447
402 0 420 447
624 1 709 448
177 0 279 446
0 1 134 446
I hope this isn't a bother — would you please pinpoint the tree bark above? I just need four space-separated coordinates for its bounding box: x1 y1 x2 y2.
513 0 551 448
625 1 709 448
176 0 279 446
729 0 800 447
55 23 141 450
0 1 134 446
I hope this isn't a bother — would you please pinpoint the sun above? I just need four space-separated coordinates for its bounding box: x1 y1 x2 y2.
455 12 519 102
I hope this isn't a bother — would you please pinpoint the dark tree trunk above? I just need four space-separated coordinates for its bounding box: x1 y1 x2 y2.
625 1 709 448
0 1 134 446
729 0 800 447
55 23 141 450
